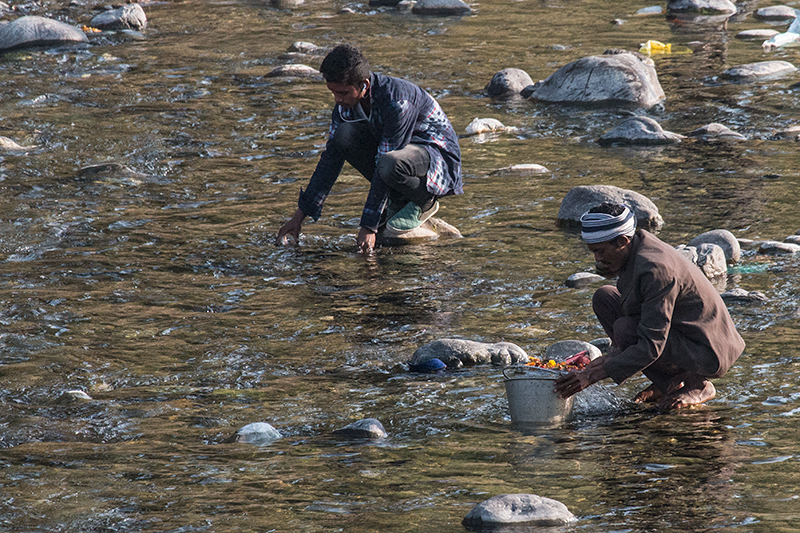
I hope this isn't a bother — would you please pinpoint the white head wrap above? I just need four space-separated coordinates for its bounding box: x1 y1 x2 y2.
580 206 636 244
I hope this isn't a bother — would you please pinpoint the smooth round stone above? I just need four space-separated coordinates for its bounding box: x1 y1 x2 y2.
754 5 798 20
599 116 684 146
235 422 282 445
0 15 87 52
759 240 800 254
565 271 606 288
90 4 147 31
411 0 471 15
736 29 780 40
689 229 741 263
721 288 768 303
687 123 746 141
463 494 576 528
485 68 534 98
266 64 320 78
722 61 797 81
332 418 387 440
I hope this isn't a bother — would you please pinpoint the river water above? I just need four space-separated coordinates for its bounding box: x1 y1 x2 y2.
1 0 800 530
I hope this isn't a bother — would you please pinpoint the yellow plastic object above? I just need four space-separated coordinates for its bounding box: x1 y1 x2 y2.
639 40 672 54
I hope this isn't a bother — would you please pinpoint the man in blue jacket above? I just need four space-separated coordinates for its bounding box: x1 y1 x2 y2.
276 44 462 253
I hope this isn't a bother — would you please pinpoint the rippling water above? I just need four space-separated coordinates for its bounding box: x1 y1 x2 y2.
1 0 800 530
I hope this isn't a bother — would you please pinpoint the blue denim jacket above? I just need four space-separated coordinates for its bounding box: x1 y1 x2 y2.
298 73 462 231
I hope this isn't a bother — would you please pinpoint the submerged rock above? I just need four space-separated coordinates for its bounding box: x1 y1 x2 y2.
234 422 282 445
759 240 800 254
266 64 321 78
411 0 471 15
463 494 576 529
722 61 798 82
0 15 87 53
599 116 684 146
90 4 147 31
485 68 534 98
378 216 461 246
77 162 148 184
58 390 93 403
410 339 529 368
688 229 741 263
522 50 665 109
687 123 746 141
333 418 387 440
736 29 780 40
557 184 663 230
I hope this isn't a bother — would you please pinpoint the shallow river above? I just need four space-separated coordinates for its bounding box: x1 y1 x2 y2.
1 0 800 530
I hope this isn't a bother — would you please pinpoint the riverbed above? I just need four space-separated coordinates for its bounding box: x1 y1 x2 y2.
1 0 799 530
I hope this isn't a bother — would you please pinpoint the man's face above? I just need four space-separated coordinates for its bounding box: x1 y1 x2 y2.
587 236 631 277
326 81 362 109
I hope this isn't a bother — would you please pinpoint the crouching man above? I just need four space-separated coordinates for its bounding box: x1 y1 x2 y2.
555 203 745 410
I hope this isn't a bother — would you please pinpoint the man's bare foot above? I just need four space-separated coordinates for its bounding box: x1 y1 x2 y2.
633 384 663 403
657 379 716 411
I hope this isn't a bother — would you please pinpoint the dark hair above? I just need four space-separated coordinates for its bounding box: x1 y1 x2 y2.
319 44 371 86
588 202 627 217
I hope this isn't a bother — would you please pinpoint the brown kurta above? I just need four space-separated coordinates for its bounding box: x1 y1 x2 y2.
602 230 745 385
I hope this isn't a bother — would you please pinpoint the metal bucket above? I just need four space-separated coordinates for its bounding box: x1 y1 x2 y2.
503 367 575 426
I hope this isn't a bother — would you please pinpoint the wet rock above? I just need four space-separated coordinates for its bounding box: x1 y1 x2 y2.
411 0 471 15
57 390 93 403
0 15 87 53
737 238 761 250
490 163 550 175
287 41 326 55
378 216 462 246
410 339 529 368
464 117 518 135
688 229 741 263
557 184 664 230
0 136 37 151
754 5 797 21
522 50 665 109
722 60 798 82
90 4 147 31
786 234 800 245
590 337 612 353
462 494 576 529
667 0 736 13
565 271 606 288
687 123 746 141
599 116 685 146
736 29 780 40
695 243 727 278
759 240 800 254
675 244 699 264
234 422 282 445
370 0 403 6
544 340 602 361
612 18 627 24
332 418 387 440
271 0 304 8
77 162 147 184
485 68 534 98
266 64 320 78
721 288 768 303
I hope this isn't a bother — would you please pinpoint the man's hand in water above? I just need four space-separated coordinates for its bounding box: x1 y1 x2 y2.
276 209 305 246
357 227 376 254
554 356 609 399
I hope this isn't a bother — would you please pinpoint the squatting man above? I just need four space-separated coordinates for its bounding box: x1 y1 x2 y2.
555 203 745 410
276 44 463 253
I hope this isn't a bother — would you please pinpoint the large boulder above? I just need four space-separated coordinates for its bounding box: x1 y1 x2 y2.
599 116 685 146
485 68 534 98
522 50 665 109
688 229 741 263
410 339 528 368
463 494 576 529
557 185 664 230
90 4 147 31
0 16 87 53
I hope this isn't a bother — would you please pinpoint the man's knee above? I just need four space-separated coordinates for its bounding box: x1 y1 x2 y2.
376 151 404 185
592 285 620 317
612 316 638 349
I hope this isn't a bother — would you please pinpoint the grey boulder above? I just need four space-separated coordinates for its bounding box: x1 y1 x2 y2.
754 5 798 20
90 4 147 31
688 229 741 263
485 68 534 98
557 185 664 230
235 422 282 445
759 241 800 254
721 288 768 303
410 339 528 368
599 116 684 146
463 494 576 529
0 15 87 53
412 0 471 15
544 340 602 361
677 243 728 279
523 50 665 109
